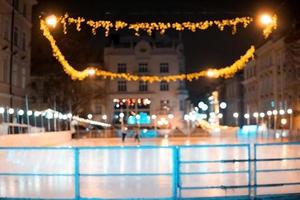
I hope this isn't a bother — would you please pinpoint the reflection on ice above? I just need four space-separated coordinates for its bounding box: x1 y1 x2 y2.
0 143 300 199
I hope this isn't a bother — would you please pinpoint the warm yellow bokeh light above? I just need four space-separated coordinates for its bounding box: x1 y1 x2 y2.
88 68 96 76
206 70 215 78
46 15 58 28
281 118 287 125
260 14 272 25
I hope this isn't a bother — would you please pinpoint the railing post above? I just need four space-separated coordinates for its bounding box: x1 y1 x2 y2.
247 144 251 197
172 146 179 199
74 147 80 199
253 144 257 198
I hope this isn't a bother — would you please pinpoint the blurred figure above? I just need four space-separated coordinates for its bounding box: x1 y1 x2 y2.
134 127 140 143
121 126 127 142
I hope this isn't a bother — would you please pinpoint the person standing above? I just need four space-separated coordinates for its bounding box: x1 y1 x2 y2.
121 126 127 142
134 127 140 143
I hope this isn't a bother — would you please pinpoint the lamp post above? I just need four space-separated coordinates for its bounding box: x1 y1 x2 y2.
0 107 5 123
184 114 190 136
233 112 239 126
259 112 265 124
102 114 107 136
8 108 14 134
272 110 278 133
253 112 259 124
287 108 293 131
151 114 157 132
67 113 72 130
267 110 272 130
244 113 250 125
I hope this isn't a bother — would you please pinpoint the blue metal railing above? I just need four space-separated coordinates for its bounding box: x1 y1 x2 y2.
177 144 251 199
1 143 300 199
254 142 300 197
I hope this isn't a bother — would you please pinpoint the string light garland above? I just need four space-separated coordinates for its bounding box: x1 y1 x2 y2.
262 14 277 38
60 13 253 36
40 19 255 82
40 13 277 82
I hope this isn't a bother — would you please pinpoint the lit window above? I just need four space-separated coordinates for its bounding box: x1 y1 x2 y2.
160 63 169 73
138 63 148 73
117 63 127 73
160 81 169 91
117 81 127 92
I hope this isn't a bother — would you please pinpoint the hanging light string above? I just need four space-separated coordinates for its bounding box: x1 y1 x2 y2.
40 14 277 81
59 13 254 36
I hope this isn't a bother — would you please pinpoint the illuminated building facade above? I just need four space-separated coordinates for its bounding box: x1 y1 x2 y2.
0 0 36 107
243 33 300 129
104 36 188 131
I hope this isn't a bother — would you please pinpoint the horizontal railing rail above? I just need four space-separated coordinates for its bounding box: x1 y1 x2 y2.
1 142 300 199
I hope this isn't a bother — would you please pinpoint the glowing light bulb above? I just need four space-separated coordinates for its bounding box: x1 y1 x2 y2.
260 14 272 25
46 15 57 28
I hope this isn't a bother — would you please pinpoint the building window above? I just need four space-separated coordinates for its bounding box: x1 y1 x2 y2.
160 63 169 73
118 81 127 91
139 81 148 91
117 63 127 73
138 63 148 73
13 26 18 46
21 32 26 51
160 81 169 91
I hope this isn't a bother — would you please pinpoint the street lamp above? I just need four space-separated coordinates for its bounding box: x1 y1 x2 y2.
272 110 278 132
244 113 250 125
151 114 157 131
87 114 93 120
233 112 239 126
17 109 24 124
219 102 227 109
168 114 174 120
260 14 272 25
46 15 58 28
266 110 272 130
253 112 259 124
102 114 107 121
279 109 285 115
287 108 293 131
184 114 190 136
8 108 14 115
0 107 5 123
281 118 287 126
259 112 265 123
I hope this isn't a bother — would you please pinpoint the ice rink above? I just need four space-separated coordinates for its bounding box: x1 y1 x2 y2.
1 134 300 199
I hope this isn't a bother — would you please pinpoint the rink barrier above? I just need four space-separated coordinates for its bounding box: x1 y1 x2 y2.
1 143 300 199
177 144 251 199
254 142 300 197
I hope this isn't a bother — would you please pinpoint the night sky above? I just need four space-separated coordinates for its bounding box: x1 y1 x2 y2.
31 0 300 104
